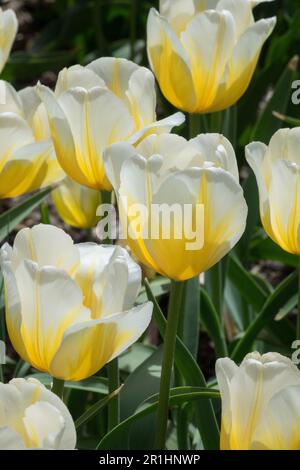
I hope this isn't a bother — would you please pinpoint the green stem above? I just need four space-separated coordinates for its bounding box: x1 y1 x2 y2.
40 202 50 224
210 111 223 133
297 257 300 340
107 358 120 430
189 113 200 138
154 280 185 449
52 378 65 400
206 262 223 319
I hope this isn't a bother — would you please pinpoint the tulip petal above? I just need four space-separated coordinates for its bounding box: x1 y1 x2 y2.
147 8 196 112
268 160 300 254
0 255 30 362
129 112 185 145
144 167 247 280
87 57 139 98
245 141 270 222
0 378 76 449
252 385 300 450
12 378 76 449
0 140 64 198
37 84 87 187
74 244 141 318
55 65 105 96
190 133 239 180
180 9 236 112
0 113 34 171
23 401 65 449
52 177 101 229
0 80 23 115
135 133 194 173
0 9 18 73
210 17 276 111
11 223 79 272
218 352 300 449
49 302 152 381
104 142 137 190
18 86 41 122
267 127 300 167
0 428 26 450
125 66 156 127
15 261 91 371
57 86 134 190
217 0 254 37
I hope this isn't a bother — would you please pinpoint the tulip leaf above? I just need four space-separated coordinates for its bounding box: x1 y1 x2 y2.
227 254 267 312
250 235 298 268
119 346 165 449
75 385 124 430
144 279 219 450
200 288 228 358
97 387 220 450
181 277 200 359
27 373 109 394
0 188 51 244
252 56 298 143
231 271 298 362
136 277 170 305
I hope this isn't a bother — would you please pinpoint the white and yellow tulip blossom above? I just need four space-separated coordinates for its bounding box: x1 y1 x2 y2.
37 58 185 191
0 80 64 198
104 133 247 281
246 127 300 255
147 0 276 113
0 378 76 449
52 176 101 229
0 8 17 74
0 224 152 381
216 352 300 450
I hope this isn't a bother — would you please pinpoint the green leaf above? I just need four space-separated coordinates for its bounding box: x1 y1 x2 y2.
144 279 219 450
250 235 298 268
0 188 51 244
181 277 200 358
252 56 298 143
27 373 108 394
120 347 165 450
118 343 155 374
200 289 228 358
76 385 124 430
136 277 170 305
227 254 267 312
231 271 298 362
97 388 220 450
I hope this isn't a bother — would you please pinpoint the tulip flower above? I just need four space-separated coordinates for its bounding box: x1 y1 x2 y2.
147 0 276 113
0 8 17 74
0 224 152 381
216 352 300 450
246 127 300 255
52 176 101 229
37 58 185 191
0 378 76 449
0 81 64 198
104 133 247 281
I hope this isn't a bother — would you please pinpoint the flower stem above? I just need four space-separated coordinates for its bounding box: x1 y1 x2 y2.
154 280 185 449
107 358 120 430
40 202 50 224
297 257 300 340
189 113 200 138
52 378 65 400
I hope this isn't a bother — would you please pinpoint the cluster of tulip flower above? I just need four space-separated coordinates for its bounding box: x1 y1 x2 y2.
1 0 300 451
